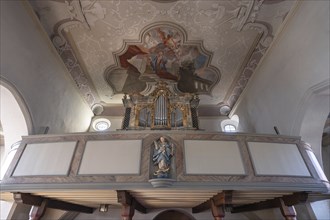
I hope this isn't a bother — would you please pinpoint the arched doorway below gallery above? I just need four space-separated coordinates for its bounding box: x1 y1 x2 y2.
153 210 196 220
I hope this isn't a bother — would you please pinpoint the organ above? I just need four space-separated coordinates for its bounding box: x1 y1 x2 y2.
121 81 200 130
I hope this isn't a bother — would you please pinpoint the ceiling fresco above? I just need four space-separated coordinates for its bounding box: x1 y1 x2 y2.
29 0 296 115
105 24 219 95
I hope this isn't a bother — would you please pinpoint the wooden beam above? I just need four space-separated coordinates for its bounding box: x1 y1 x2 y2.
214 190 233 208
192 200 211 214
14 192 43 205
192 191 233 213
29 200 48 220
211 199 225 220
121 204 135 220
231 192 308 213
232 198 279 213
117 190 147 214
279 198 297 220
282 192 309 206
13 193 94 214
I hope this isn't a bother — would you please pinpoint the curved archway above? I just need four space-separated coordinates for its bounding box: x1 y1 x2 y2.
321 113 330 180
292 80 330 166
0 79 34 219
153 210 196 220
221 114 240 133
293 81 330 220
0 79 32 179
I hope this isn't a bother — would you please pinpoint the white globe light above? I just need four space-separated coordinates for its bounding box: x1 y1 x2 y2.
92 118 111 131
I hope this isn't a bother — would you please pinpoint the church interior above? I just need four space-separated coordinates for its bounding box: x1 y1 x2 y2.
0 0 329 219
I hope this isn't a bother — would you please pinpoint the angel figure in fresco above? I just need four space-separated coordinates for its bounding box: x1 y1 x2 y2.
153 136 174 178
156 28 181 53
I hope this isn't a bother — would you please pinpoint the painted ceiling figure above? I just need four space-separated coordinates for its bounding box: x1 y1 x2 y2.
155 28 181 55
149 51 179 81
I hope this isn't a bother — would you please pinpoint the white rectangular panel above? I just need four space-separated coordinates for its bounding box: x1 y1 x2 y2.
78 140 142 175
248 142 311 176
13 142 76 176
184 140 245 175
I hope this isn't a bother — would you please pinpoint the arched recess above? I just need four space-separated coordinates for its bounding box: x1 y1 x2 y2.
0 78 33 179
153 209 196 220
221 114 240 132
290 80 330 220
291 80 330 166
322 113 330 180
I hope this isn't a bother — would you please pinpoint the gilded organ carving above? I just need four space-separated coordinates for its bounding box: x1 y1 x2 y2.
121 82 199 130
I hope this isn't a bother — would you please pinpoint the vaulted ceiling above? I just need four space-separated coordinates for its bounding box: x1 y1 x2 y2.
29 0 296 115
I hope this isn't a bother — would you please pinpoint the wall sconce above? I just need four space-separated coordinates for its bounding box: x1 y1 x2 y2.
99 204 109 212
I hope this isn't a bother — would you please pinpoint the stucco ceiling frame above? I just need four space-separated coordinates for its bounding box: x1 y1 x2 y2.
29 0 296 116
50 9 100 107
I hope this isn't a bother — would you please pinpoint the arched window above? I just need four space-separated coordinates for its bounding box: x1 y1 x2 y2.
224 124 236 132
221 115 239 133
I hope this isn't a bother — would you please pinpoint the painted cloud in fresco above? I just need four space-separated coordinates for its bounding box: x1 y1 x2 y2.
105 25 220 95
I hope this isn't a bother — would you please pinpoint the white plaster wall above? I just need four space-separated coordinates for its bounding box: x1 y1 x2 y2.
0 1 93 134
0 201 13 220
233 1 330 160
107 117 124 131
298 90 330 165
311 200 330 220
232 3 330 218
199 117 221 131
42 208 66 220
199 117 228 132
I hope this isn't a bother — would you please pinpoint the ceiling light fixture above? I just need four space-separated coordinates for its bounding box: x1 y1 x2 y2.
92 118 111 131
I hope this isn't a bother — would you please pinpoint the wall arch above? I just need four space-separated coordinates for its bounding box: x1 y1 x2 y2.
292 80 330 165
153 209 196 220
321 113 330 180
0 78 33 178
0 77 33 134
